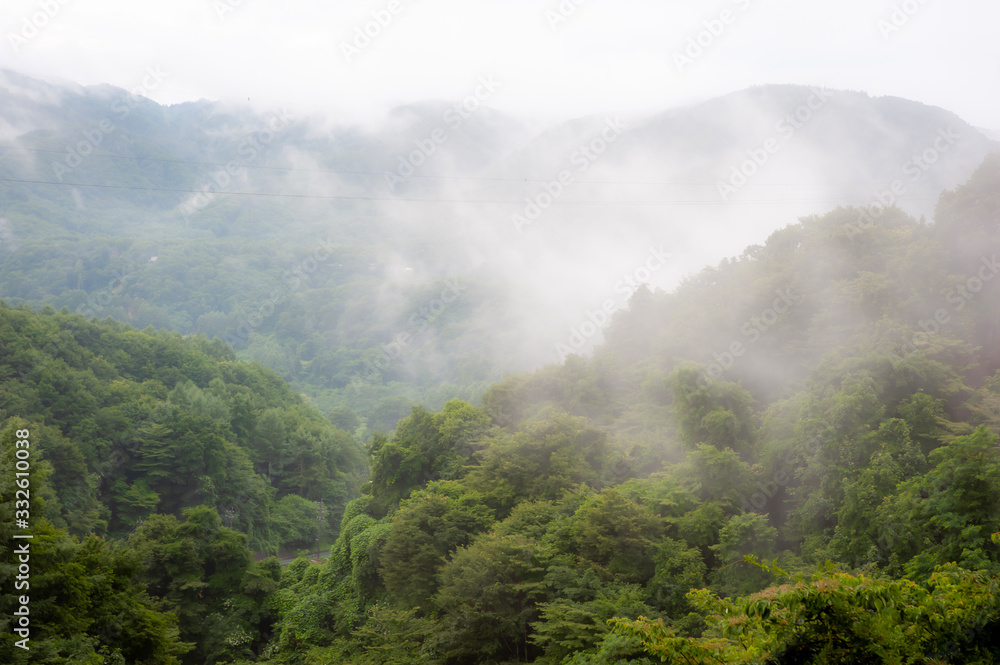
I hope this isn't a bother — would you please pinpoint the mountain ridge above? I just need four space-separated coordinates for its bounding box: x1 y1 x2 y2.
1 69 997 430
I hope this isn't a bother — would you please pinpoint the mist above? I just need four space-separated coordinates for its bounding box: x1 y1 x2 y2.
5 4 1000 661
2 68 997 413
3 0 1000 429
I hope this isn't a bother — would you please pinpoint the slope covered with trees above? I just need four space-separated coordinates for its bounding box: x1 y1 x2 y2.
0 305 366 551
118 154 998 664
3 71 998 433
2 149 1000 662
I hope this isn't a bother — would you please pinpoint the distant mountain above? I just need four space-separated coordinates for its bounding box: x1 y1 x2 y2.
473 86 996 279
487 85 996 212
979 126 1000 142
0 70 996 428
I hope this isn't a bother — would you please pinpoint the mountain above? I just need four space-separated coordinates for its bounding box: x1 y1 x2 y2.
485 153 1000 434
257 148 1000 665
0 70 997 432
466 86 996 315
3 71 1000 662
0 303 367 550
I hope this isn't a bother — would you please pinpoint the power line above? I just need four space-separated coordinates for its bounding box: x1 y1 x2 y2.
5 145 408 180
0 176 938 205
0 145 901 188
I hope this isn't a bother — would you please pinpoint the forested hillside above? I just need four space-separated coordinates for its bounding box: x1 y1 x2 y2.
0 68 526 430
0 306 366 551
2 70 997 433
3 154 998 663
233 155 1000 664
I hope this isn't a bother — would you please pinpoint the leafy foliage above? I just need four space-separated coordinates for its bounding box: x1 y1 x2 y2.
4 148 1000 664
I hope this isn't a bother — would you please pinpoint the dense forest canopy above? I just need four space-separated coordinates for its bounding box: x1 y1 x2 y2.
1 150 999 662
0 305 367 550
2 61 1000 665
2 73 997 433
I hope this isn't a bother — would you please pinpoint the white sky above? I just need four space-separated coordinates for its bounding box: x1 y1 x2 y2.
2 0 998 127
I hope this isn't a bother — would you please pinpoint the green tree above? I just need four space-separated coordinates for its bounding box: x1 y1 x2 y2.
0 420 189 663
127 506 253 664
465 414 609 517
350 603 441 665
532 583 654 664
571 488 662 584
709 513 778 597
614 564 1000 665
666 367 757 457
648 538 707 617
435 532 547 663
878 425 1000 580
272 493 320 550
380 481 493 610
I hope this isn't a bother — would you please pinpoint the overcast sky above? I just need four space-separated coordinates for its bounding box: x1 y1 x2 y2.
2 0 998 127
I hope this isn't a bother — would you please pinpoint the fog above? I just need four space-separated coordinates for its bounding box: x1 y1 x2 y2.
2 0 1000 419
9 0 1000 127
1 67 997 393
344 84 997 373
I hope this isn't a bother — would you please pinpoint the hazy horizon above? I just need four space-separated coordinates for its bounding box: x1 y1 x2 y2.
3 0 999 128
2 0 999 412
